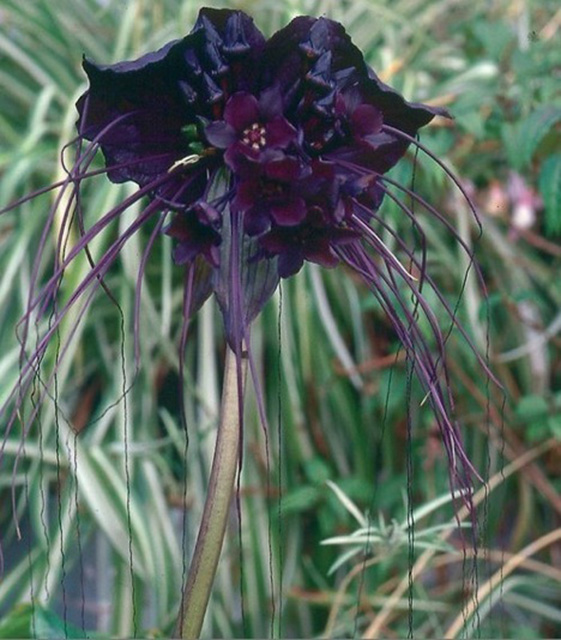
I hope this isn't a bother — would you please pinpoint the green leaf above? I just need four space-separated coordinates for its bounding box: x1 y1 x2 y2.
539 153 561 237
472 21 513 62
0 604 30 639
527 421 549 443
35 608 88 639
455 111 487 139
502 122 523 170
518 106 561 169
0 604 89 639
509 624 543 640
515 394 548 422
281 486 321 514
515 394 561 442
547 416 561 439
304 457 331 484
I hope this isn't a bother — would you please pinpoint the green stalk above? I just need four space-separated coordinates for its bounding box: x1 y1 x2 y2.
175 345 247 638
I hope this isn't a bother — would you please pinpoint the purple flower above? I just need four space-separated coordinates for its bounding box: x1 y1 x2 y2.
259 208 359 278
1 8 495 506
204 89 297 169
166 202 222 267
232 156 310 235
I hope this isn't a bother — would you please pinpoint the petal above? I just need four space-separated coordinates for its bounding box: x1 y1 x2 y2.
244 207 272 236
259 228 291 253
264 156 302 182
278 251 305 278
259 228 305 277
231 178 259 212
270 197 307 226
204 121 237 148
305 237 339 268
223 92 260 131
224 142 261 174
265 116 297 148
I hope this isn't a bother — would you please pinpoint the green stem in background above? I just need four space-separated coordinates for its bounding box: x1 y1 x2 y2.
175 345 247 639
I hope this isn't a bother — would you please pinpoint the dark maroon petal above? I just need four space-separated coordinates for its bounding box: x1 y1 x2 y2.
258 230 288 254
224 142 261 174
244 207 272 236
223 92 260 131
205 121 237 148
278 251 305 277
231 179 258 212
259 229 305 277
265 116 297 148
305 238 339 268
292 160 338 208
166 209 222 267
264 156 303 182
270 197 307 226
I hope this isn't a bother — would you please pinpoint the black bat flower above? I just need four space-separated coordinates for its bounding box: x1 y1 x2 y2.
1 8 494 514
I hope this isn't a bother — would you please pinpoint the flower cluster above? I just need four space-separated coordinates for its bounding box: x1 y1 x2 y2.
76 8 445 336
1 8 490 505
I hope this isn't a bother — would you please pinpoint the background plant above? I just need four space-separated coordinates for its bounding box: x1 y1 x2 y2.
0 0 560 638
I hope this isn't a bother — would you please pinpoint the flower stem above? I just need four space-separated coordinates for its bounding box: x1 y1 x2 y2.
175 345 246 638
